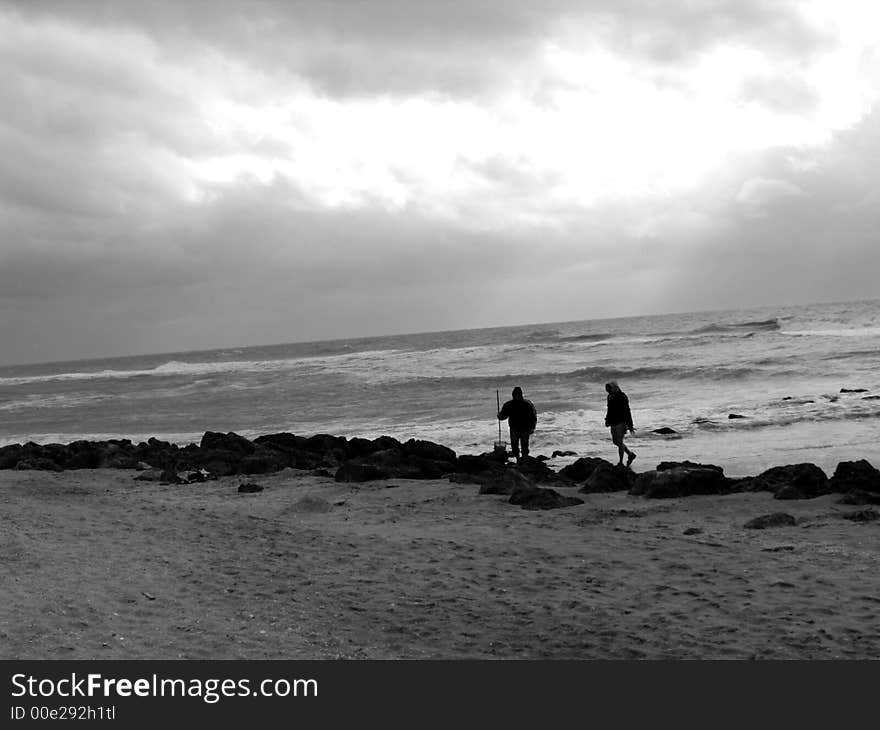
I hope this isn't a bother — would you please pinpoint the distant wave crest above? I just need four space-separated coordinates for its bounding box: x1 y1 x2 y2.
691 318 781 335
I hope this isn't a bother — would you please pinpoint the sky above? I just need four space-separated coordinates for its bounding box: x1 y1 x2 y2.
1 0 879 365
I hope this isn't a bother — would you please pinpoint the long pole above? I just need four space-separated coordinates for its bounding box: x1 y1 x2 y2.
496 389 502 443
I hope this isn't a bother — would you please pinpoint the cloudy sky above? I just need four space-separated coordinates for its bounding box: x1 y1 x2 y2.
1 0 879 365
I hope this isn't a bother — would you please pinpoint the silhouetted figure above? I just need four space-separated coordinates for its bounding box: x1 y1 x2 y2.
605 381 636 467
498 386 537 465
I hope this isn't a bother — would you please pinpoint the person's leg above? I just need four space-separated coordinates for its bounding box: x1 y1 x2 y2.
619 427 636 466
611 426 624 465
521 431 530 460
509 428 520 462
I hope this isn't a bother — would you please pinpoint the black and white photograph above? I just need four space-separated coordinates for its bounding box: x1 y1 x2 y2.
2 0 879 671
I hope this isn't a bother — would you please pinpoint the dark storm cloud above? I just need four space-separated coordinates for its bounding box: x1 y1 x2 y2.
6 0 831 97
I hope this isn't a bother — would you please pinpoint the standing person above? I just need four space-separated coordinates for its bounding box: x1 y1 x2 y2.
605 381 636 467
497 386 537 465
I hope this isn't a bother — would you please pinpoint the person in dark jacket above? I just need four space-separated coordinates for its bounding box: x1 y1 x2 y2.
498 386 537 464
605 381 636 466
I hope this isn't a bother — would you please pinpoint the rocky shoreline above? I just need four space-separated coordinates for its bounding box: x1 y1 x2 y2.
2 431 879 515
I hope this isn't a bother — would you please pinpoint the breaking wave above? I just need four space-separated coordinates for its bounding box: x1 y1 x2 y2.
691 318 781 335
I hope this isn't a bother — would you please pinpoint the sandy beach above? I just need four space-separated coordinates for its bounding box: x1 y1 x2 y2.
2 465 878 659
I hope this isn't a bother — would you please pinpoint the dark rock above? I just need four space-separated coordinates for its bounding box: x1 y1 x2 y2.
656 461 724 473
558 457 612 483
100 452 140 469
237 482 264 493
0 444 22 469
580 463 637 493
509 485 584 511
728 413 746 419
186 471 207 483
683 527 703 535
746 463 828 499
134 469 164 482
829 460 880 494
481 448 512 464
313 468 334 478
631 466 730 499
455 454 508 476
371 435 404 452
200 432 255 455
345 437 376 459
837 489 880 506
516 456 566 485
652 427 678 435
192 451 240 477
64 441 102 469
479 468 536 496
350 448 451 480
253 433 307 453
839 508 879 522
840 388 868 393
744 513 796 529
160 463 183 484
551 450 577 458
237 447 291 475
402 439 456 463
304 434 348 454
535 454 550 461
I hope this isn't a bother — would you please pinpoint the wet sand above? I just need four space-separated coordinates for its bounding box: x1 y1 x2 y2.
1 467 878 659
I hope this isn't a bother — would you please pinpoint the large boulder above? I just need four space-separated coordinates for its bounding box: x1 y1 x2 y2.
372 435 404 452
455 454 508 476
200 431 255 455
828 460 880 494
631 465 730 499
580 462 637 493
743 463 829 499
656 460 723 473
402 439 457 464
237 447 292 475
335 446 453 482
96 440 139 469
479 468 536 496
63 441 102 469
0 444 23 469
344 437 377 459
253 432 307 454
558 457 611 483
516 456 567 485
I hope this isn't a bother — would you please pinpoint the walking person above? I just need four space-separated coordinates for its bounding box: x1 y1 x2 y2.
605 381 636 467
497 386 537 465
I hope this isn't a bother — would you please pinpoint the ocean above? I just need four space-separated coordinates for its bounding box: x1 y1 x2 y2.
1 299 879 477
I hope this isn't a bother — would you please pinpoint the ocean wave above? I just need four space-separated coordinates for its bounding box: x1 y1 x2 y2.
402 363 792 388
520 329 562 342
0 349 401 387
692 406 880 432
558 333 615 343
691 318 781 335
781 326 880 338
